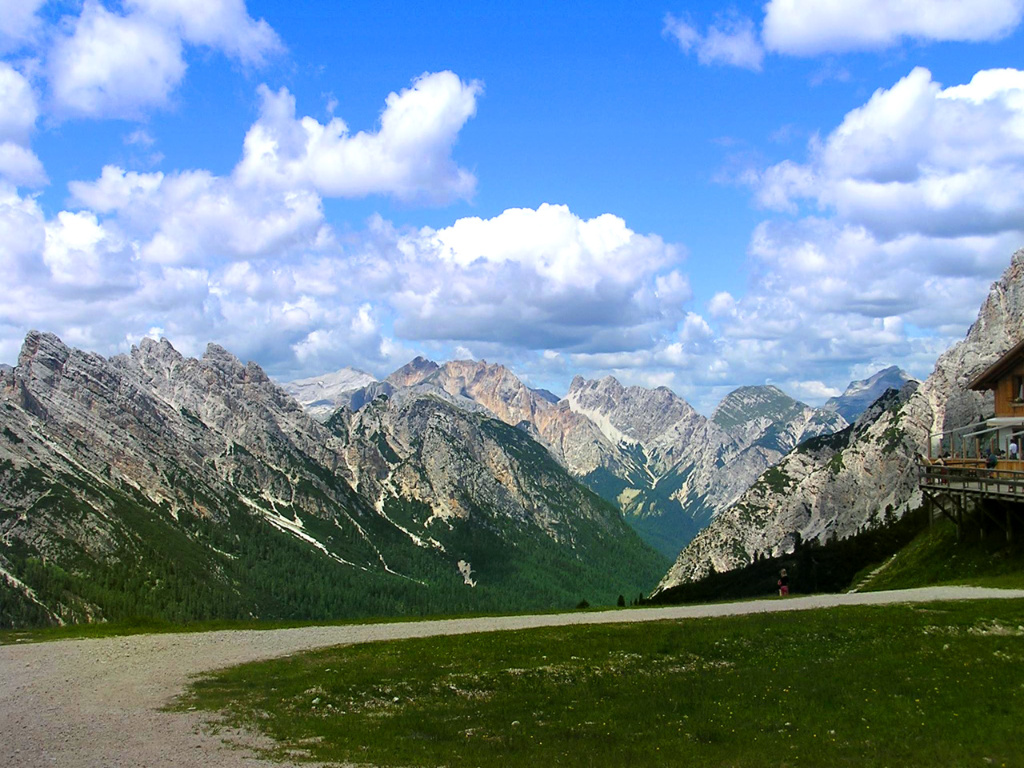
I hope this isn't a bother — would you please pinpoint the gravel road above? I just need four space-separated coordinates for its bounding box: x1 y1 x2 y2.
3 586 1023 768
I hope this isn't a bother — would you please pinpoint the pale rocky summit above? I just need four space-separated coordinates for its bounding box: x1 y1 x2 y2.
281 367 379 420
822 366 915 424
657 248 1024 591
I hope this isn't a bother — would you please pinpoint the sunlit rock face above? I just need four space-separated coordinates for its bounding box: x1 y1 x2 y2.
338 358 848 559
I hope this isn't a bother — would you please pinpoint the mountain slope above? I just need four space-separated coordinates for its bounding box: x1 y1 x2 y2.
335 361 851 560
658 247 1024 591
0 333 666 628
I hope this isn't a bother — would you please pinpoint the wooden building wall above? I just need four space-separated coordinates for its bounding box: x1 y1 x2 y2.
992 361 1024 417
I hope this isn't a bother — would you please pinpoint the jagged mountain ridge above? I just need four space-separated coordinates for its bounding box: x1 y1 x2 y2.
712 385 848 453
658 247 1024 590
327 359 850 559
0 332 666 627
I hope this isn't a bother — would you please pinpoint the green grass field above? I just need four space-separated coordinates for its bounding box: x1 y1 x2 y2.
178 598 1024 767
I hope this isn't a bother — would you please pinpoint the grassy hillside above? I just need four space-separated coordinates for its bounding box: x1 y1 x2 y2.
860 517 1024 591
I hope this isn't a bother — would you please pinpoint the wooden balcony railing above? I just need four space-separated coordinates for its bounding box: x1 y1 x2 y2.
919 460 1024 499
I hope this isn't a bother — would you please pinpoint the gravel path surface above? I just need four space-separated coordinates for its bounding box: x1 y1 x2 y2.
3 586 1023 768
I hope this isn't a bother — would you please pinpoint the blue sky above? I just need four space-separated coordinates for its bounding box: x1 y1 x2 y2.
3 0 1024 413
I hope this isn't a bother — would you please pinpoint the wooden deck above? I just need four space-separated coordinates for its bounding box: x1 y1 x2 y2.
918 460 1024 541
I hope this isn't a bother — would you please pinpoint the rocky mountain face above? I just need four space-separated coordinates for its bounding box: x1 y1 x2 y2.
822 366 915 423
334 361 850 560
657 248 1024 591
0 333 666 628
712 385 848 452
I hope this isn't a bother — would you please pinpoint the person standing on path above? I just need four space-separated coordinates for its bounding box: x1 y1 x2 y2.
778 568 789 597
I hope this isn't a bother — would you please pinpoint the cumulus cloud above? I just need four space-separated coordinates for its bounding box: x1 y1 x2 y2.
236 71 482 203
751 67 1024 240
670 67 1024 405
383 204 686 352
47 0 281 119
700 213 1024 401
43 210 135 289
0 62 45 187
0 143 47 188
0 63 38 144
70 165 325 265
763 0 1024 55
48 2 186 119
664 12 764 71
0 0 46 53
125 0 282 65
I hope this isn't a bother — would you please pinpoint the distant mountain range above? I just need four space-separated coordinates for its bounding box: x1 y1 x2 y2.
3 274 952 628
0 333 666 627
281 355 902 559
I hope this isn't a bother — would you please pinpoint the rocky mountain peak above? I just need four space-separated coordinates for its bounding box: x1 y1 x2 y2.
387 355 440 388
822 365 914 423
17 330 70 381
567 375 588 394
202 342 248 378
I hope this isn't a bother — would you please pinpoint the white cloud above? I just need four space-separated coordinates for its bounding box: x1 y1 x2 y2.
49 1 186 119
236 71 482 203
0 63 38 144
0 63 45 187
664 12 764 71
70 165 325 265
709 67 1024 402
783 379 842 401
0 182 46 282
125 0 283 65
0 0 46 53
663 13 701 53
47 0 281 119
43 210 133 288
752 68 1024 239
763 0 1024 55
706 216 1022 395
380 204 685 353
0 142 47 187
700 14 764 71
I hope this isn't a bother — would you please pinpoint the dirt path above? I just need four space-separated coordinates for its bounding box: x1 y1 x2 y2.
3 586 1023 767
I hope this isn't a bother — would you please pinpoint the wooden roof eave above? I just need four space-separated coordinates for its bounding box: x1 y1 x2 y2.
968 337 1024 391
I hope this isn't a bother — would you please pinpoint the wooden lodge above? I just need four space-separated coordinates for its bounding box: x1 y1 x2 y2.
919 339 1024 541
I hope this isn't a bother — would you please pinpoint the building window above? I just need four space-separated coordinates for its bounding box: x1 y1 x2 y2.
1016 375 1024 403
